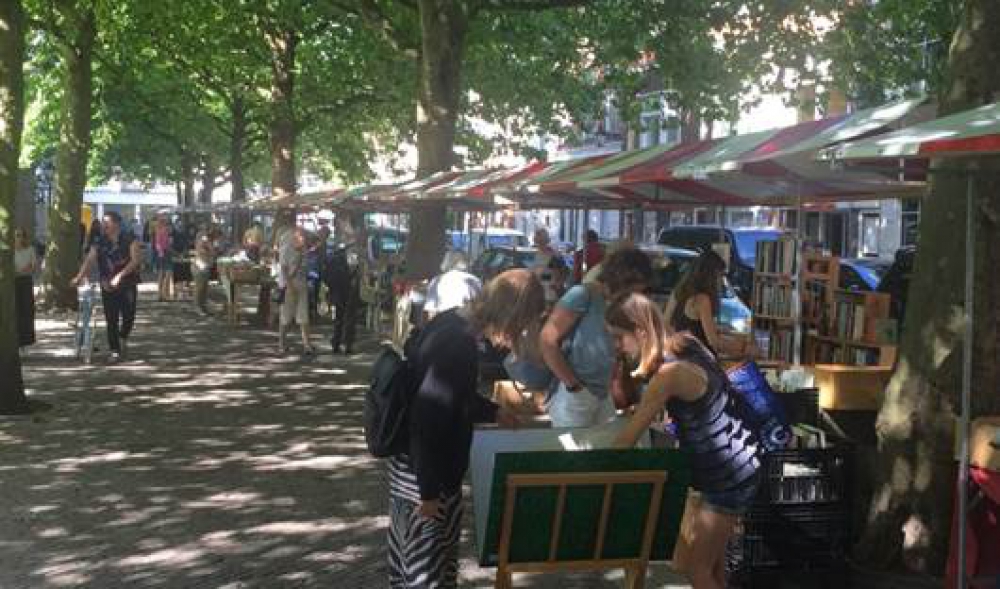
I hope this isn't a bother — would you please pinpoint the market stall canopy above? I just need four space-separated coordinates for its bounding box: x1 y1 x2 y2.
339 170 502 212
820 101 1000 161
514 97 929 208
538 140 762 207
666 96 930 203
489 155 647 209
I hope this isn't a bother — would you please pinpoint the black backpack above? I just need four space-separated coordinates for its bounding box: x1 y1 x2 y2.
364 345 414 458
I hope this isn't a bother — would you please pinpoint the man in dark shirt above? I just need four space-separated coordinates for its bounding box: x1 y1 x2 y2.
72 211 143 362
324 244 361 354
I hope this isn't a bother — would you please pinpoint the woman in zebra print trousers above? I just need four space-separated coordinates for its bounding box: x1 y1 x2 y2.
386 269 546 588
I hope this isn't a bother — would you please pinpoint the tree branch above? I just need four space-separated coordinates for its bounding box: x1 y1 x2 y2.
296 89 386 130
326 0 419 59
476 0 592 12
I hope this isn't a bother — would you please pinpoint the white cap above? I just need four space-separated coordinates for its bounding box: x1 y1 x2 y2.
423 271 483 315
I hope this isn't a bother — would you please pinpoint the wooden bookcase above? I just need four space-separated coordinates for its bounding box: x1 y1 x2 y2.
751 249 897 368
751 238 799 367
805 287 894 366
801 254 840 329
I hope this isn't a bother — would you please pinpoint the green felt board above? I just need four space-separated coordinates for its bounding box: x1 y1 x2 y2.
480 449 692 566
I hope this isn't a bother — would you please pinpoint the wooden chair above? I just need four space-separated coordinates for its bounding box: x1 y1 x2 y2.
495 470 667 589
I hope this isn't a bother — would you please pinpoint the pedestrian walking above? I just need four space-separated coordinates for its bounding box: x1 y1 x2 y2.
151 212 174 301
530 227 568 305
277 226 314 356
386 269 536 588
192 225 217 316
71 211 143 362
14 227 38 347
324 243 361 354
573 229 605 284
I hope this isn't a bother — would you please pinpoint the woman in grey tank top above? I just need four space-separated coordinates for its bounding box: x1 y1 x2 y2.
608 292 760 589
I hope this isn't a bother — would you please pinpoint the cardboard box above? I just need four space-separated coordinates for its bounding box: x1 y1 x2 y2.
811 364 892 411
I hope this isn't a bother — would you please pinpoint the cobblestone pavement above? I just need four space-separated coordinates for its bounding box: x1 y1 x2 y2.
1 285 690 588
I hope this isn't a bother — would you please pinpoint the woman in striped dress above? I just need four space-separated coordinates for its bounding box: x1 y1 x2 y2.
387 269 545 588
609 292 760 589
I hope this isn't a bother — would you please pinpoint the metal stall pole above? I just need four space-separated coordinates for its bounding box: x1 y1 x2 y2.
465 210 474 261
957 170 976 589
792 188 804 366
718 205 727 258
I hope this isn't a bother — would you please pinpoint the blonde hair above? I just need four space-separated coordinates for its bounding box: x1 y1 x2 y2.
608 292 706 381
469 269 546 360
604 293 665 379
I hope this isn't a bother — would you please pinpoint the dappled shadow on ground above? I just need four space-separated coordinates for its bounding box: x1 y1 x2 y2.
3 285 688 588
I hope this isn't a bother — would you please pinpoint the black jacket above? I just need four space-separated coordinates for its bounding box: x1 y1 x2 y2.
406 310 497 500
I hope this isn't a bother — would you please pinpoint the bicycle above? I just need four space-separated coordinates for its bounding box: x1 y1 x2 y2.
75 283 101 364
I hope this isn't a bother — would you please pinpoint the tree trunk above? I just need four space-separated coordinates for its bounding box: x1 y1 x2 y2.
855 0 1000 574
198 154 214 205
42 7 95 310
180 151 196 208
679 107 701 144
230 96 248 239
266 29 297 202
0 0 29 413
406 0 468 280
230 96 247 203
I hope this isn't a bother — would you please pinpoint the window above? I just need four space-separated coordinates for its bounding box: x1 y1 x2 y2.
728 210 755 228
695 208 718 225
860 213 880 256
669 211 693 226
901 199 920 247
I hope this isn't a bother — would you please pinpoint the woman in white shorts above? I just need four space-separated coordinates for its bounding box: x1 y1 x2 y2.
278 227 314 356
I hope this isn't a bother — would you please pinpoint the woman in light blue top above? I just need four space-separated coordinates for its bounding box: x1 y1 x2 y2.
539 247 654 427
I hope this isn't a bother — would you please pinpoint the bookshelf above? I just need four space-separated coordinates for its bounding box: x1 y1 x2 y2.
805 289 894 366
750 248 897 368
751 237 799 365
801 254 840 329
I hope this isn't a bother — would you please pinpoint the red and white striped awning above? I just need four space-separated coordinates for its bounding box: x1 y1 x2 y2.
821 101 1000 161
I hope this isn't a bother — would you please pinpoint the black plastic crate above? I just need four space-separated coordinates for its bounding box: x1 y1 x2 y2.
728 504 851 575
781 387 820 426
756 445 852 505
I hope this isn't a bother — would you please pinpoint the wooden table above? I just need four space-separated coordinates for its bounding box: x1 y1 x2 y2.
219 263 272 326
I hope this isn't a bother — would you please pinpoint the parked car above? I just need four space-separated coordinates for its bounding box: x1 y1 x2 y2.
839 257 892 291
657 225 787 303
450 228 530 261
471 246 540 282
639 245 753 334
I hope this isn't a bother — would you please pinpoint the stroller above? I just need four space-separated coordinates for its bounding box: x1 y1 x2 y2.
75 283 101 364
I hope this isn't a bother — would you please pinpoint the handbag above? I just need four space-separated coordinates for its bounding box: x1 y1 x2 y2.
725 360 792 452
